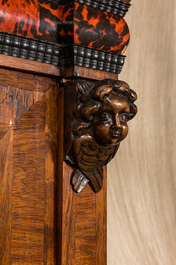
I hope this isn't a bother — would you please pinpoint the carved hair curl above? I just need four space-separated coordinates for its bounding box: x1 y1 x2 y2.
73 79 137 135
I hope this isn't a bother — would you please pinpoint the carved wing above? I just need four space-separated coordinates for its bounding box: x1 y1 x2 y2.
72 135 120 192
99 143 120 165
72 134 102 192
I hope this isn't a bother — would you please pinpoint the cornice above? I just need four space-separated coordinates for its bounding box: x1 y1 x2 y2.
0 0 130 75
0 32 125 74
40 0 131 17
0 32 61 66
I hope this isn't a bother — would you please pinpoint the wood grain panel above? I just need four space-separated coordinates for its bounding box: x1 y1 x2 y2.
0 68 56 92
0 123 10 139
0 54 60 77
61 163 75 265
60 163 107 265
108 0 176 264
75 186 96 265
96 167 107 265
0 85 44 125
44 85 60 265
0 130 13 265
64 66 118 81
0 69 61 264
11 96 46 264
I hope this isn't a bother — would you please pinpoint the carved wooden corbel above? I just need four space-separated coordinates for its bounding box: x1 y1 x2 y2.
64 79 137 193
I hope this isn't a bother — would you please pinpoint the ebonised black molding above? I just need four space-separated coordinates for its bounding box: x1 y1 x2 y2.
0 32 61 66
75 0 131 17
41 0 131 17
63 46 125 74
0 32 125 74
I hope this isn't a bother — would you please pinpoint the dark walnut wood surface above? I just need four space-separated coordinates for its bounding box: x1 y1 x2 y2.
0 1 133 264
0 54 61 77
58 162 107 265
0 67 107 264
0 68 58 264
0 0 136 264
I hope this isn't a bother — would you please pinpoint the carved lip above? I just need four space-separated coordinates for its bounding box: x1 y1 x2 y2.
110 132 121 138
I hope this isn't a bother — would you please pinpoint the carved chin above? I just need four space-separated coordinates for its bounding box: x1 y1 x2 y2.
109 131 128 145
93 135 120 146
110 134 122 144
93 129 129 146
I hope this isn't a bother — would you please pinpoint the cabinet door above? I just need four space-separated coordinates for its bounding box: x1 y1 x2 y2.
0 68 58 265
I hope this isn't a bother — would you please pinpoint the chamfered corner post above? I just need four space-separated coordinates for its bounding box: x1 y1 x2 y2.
57 0 136 264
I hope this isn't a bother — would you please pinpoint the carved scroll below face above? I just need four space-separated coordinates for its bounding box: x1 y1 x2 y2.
64 79 137 193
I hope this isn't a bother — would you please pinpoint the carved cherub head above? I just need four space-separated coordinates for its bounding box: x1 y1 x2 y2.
64 79 137 192
73 79 137 143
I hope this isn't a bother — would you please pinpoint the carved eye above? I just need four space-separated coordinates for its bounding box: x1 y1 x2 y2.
120 113 128 123
103 95 108 99
99 112 110 121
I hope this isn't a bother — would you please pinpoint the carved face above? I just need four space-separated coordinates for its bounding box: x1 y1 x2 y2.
92 92 130 146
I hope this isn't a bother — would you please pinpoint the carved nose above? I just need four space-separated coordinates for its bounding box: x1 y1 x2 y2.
111 115 122 131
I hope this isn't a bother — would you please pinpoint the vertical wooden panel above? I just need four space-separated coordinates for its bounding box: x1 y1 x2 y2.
96 167 107 265
61 163 75 265
0 123 10 139
0 130 13 265
0 84 44 125
0 68 56 92
11 96 46 264
75 186 96 265
44 85 60 265
60 163 107 265
0 69 60 264
0 66 108 265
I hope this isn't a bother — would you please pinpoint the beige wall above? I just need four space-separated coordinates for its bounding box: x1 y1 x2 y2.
107 0 176 264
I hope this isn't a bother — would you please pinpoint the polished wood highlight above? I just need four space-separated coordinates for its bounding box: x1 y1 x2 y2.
0 130 12 264
45 84 60 265
63 66 119 80
0 55 61 77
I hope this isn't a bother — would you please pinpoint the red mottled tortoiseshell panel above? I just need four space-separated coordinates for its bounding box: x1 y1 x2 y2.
0 1 129 54
0 0 40 38
0 0 63 43
74 2 130 54
61 4 74 45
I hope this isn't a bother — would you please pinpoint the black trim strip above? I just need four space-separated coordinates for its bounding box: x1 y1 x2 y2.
63 46 125 74
39 0 131 17
75 0 131 17
0 32 61 66
0 32 125 74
